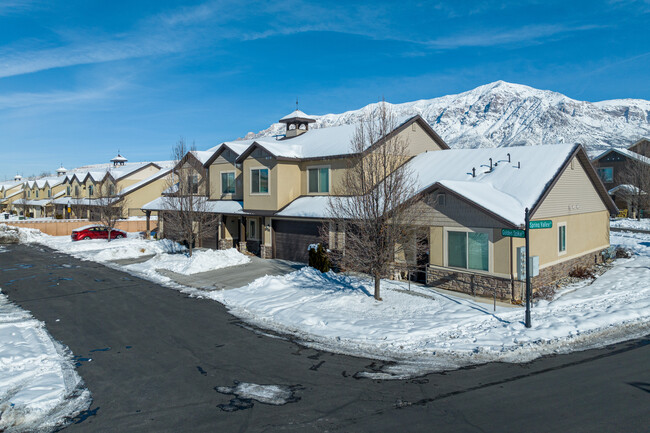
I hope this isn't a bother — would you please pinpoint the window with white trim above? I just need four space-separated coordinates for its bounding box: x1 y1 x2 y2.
447 230 489 271
558 223 567 254
251 168 269 194
308 167 329 193
221 171 236 194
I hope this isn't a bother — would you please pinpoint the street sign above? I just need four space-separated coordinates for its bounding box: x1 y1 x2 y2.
529 220 552 229
501 228 525 238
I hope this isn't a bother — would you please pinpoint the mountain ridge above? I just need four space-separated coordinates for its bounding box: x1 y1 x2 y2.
244 81 650 153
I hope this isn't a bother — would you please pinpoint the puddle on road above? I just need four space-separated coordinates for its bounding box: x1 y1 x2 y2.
3 275 36 285
68 406 100 425
47 263 80 270
196 366 208 376
1 263 34 272
73 356 93 368
89 347 111 353
215 381 302 411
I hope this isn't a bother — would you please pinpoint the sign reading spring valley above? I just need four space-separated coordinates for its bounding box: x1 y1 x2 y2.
529 220 553 229
501 228 525 238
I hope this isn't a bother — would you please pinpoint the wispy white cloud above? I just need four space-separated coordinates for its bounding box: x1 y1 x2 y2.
0 82 124 110
0 0 40 16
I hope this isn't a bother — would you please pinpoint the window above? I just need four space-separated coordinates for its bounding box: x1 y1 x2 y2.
75 186 79 197
308 167 329 193
597 167 613 183
221 172 236 194
27 190 31 198
437 193 446 206
88 185 94 196
67 186 71 196
35 190 39 198
251 168 269 194
47 189 51 198
109 184 115 196
447 230 489 271
248 219 259 240
187 175 199 194
558 223 567 254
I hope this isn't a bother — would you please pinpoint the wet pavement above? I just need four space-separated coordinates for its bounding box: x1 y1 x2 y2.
0 243 649 432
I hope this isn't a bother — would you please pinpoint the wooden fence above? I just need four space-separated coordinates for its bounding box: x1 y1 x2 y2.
4 219 149 236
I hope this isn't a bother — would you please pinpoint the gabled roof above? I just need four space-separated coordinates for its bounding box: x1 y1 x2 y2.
203 139 258 167
592 147 650 165
627 137 649 150
279 110 316 123
276 143 617 225
235 115 447 163
119 168 172 196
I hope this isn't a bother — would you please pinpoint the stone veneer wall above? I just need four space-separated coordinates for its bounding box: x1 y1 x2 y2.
426 265 523 301
260 244 272 259
531 250 604 289
218 238 233 250
425 249 606 302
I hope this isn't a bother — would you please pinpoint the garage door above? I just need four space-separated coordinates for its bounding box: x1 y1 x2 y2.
273 219 321 262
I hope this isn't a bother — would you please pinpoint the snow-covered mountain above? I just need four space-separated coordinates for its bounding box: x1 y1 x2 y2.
246 81 650 154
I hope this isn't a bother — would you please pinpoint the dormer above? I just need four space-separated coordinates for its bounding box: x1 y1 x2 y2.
279 110 315 138
111 153 128 166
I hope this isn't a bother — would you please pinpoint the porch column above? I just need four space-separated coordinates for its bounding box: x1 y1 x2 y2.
238 217 247 252
145 210 151 238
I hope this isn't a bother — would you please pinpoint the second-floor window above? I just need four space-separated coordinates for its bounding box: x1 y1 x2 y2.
221 172 236 194
597 167 613 183
47 189 51 198
67 186 71 196
35 190 39 198
27 190 31 198
109 184 115 196
75 186 79 197
251 168 269 194
308 167 329 193
188 175 199 194
88 185 94 196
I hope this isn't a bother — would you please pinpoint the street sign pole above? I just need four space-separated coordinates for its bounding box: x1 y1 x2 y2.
524 207 532 328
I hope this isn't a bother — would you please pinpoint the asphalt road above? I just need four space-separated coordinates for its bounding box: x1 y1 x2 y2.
1 244 649 433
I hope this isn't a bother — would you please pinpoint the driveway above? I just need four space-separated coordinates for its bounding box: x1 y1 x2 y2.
1 244 649 432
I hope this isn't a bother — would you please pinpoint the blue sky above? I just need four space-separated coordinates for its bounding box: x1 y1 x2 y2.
1 0 649 179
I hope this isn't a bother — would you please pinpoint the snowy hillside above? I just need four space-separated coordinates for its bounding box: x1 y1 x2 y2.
246 81 650 153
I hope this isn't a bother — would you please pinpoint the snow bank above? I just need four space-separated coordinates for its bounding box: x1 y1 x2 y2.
0 290 90 432
127 248 249 276
210 231 650 377
610 218 650 231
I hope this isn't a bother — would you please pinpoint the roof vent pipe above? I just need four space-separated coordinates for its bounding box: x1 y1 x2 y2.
507 153 511 163
517 161 521 169
466 167 476 178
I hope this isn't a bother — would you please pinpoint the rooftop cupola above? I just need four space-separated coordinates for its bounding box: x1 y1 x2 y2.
279 110 315 138
56 164 67 176
111 152 128 166
14 174 22 182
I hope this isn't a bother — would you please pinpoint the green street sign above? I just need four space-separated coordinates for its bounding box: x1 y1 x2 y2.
502 228 525 238
529 220 552 229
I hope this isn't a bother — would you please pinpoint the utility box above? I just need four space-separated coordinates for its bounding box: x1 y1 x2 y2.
517 246 539 280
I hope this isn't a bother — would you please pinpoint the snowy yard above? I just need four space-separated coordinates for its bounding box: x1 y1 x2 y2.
610 217 650 231
0 290 90 432
5 223 650 381
208 230 650 378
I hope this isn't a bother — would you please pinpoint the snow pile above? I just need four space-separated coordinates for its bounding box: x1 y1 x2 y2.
127 248 250 276
610 218 650 231
211 231 650 377
17 227 184 262
0 225 19 245
0 290 90 432
215 382 297 405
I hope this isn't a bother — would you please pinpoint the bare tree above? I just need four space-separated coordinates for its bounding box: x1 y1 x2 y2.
16 192 30 218
325 102 423 301
95 181 127 242
161 138 220 257
617 158 650 220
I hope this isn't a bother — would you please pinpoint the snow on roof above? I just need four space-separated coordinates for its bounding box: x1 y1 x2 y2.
119 168 171 196
407 143 578 225
593 147 650 165
56 166 67 173
190 150 215 165
111 154 128 162
276 196 335 218
141 197 245 214
280 110 314 122
249 123 358 159
278 144 579 225
608 184 646 195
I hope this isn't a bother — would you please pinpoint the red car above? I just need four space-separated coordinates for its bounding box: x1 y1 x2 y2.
71 225 127 241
